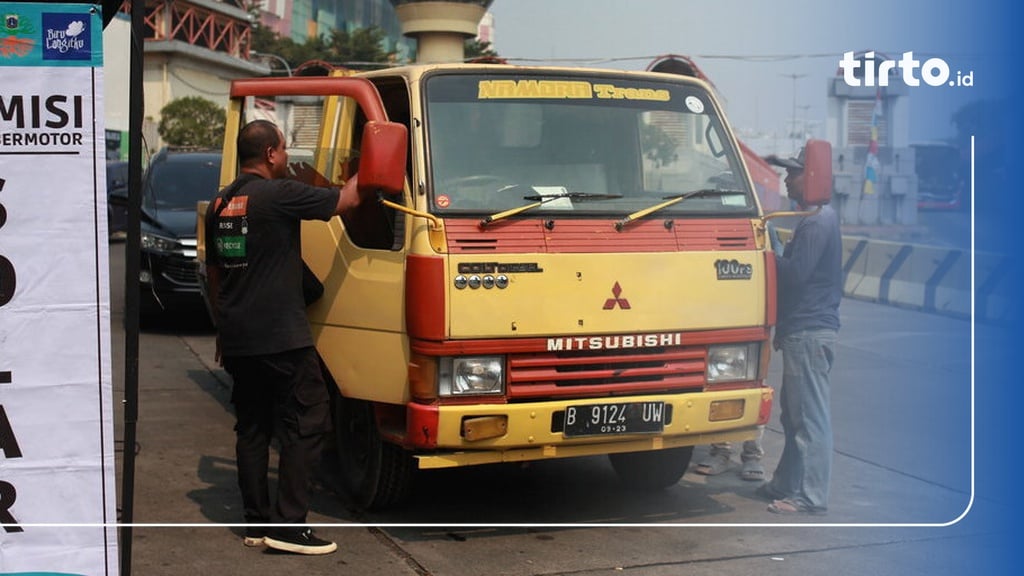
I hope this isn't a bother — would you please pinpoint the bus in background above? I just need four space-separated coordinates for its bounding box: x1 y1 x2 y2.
912 141 964 211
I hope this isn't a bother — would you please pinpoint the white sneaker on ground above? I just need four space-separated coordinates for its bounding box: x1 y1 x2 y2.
264 528 337 555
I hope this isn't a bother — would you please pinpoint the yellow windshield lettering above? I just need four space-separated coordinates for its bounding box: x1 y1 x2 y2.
478 80 593 99
594 84 671 102
477 80 671 102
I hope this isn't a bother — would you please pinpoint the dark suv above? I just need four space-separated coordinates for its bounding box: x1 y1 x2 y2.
139 148 222 320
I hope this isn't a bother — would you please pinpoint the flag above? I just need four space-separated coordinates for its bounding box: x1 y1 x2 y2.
863 88 882 195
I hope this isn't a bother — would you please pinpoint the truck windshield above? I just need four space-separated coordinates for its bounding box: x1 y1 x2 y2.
424 73 756 218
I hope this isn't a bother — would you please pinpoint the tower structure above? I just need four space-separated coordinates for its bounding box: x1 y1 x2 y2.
389 0 493 63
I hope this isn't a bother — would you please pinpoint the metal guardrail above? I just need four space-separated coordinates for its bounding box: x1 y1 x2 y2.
777 229 1012 324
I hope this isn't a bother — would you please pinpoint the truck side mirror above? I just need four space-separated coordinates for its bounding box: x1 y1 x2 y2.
802 139 832 206
357 120 407 198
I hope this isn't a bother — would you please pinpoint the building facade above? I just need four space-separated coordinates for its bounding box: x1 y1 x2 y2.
103 0 422 157
258 0 411 61
826 51 917 226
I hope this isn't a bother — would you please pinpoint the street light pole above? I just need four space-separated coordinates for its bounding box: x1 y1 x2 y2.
251 50 292 76
798 104 812 139
780 73 806 140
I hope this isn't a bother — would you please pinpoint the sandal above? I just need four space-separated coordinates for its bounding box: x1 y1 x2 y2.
694 451 732 476
740 459 765 482
767 498 827 516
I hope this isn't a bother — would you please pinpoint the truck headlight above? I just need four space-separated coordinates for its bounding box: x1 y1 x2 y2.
439 356 505 397
706 343 759 384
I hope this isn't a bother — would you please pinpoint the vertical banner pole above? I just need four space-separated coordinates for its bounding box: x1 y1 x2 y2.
119 0 144 573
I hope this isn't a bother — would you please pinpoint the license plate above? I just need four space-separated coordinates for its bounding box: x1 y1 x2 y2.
563 401 665 438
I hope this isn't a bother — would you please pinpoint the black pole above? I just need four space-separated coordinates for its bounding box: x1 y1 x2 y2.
119 0 144 574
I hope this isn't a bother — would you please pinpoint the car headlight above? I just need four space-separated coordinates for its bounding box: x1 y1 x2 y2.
439 356 505 397
706 343 759 384
141 231 181 254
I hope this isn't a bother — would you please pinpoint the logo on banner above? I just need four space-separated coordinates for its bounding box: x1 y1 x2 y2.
42 12 89 60
1 12 35 59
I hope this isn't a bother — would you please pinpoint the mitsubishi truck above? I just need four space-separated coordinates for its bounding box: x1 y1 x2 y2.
198 64 832 510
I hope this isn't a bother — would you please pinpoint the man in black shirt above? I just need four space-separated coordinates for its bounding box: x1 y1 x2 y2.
206 119 360 554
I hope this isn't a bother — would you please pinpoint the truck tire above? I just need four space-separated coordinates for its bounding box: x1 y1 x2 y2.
608 446 694 490
330 389 415 510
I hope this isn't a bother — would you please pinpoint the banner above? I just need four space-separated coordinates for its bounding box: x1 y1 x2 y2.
862 87 882 195
0 3 118 575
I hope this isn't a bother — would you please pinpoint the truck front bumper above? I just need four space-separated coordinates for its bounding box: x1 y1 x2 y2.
408 387 772 469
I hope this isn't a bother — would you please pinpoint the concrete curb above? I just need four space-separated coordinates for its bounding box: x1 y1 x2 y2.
778 230 1013 324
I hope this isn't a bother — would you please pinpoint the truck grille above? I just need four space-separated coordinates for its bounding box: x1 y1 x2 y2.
445 218 755 253
506 345 706 400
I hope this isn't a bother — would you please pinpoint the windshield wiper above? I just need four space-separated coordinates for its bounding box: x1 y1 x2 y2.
614 189 744 231
481 191 623 227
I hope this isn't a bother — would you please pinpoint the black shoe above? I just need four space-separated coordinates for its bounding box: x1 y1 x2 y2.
264 527 337 555
243 527 267 547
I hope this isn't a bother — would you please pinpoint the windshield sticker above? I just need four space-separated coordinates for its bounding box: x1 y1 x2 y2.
435 194 451 208
478 80 671 102
532 186 574 209
685 96 705 114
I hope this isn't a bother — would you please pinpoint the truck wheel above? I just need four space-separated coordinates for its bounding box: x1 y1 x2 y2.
608 446 694 490
330 390 415 510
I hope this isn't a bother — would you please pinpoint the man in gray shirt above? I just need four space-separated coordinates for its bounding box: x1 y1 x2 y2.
758 149 842 515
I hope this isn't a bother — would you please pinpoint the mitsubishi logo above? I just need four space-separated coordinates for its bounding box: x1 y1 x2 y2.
603 282 631 310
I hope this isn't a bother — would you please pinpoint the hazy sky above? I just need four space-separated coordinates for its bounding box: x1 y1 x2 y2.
487 0 1007 152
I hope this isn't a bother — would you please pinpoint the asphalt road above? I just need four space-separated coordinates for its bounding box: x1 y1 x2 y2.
106 235 1004 575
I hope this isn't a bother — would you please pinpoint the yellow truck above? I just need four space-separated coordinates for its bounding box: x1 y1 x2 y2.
199 64 831 510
